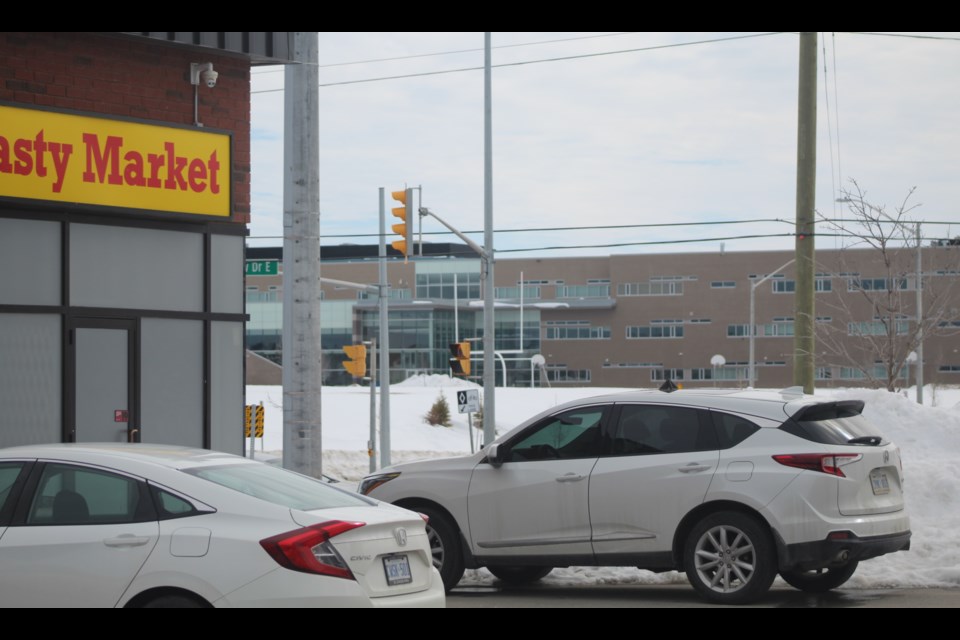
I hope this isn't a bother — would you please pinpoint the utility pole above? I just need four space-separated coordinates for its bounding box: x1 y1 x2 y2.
482 32 496 446
794 32 817 394
282 32 323 476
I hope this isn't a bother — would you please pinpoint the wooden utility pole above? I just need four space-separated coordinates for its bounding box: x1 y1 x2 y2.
794 32 817 394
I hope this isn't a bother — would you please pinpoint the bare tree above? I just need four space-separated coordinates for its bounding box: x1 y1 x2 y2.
817 181 960 391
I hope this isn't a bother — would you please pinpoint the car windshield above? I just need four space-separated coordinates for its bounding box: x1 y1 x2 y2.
782 401 887 446
184 463 374 511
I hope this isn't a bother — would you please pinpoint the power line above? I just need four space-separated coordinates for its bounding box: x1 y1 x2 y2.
247 216 959 241
251 32 784 93
844 32 960 42
248 218 793 241
251 32 640 74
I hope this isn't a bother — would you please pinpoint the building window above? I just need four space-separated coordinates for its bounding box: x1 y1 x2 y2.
815 277 833 292
713 365 748 380
772 279 796 293
617 280 684 296
848 277 909 292
544 321 610 340
416 272 481 300
358 288 410 300
816 367 833 380
848 318 910 336
690 368 712 380
651 368 684 381
839 367 866 380
545 366 592 383
602 362 662 369
760 317 794 337
627 320 684 339
689 318 712 324
557 284 610 298
494 285 541 300
727 324 752 338
939 365 960 373
710 281 736 289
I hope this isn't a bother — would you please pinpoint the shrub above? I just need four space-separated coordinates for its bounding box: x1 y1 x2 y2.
424 392 453 427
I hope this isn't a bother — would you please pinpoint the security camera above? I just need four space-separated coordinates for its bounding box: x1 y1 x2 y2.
190 62 218 89
201 67 218 88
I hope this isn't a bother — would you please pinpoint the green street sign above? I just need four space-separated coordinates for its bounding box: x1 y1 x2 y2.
245 260 279 276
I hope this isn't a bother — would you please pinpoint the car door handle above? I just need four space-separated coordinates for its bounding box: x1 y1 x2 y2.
556 473 587 483
678 463 712 474
103 534 152 548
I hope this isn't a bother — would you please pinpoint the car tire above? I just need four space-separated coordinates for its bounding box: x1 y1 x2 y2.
485 565 553 585
683 511 777 605
141 594 207 608
419 506 465 592
780 561 859 593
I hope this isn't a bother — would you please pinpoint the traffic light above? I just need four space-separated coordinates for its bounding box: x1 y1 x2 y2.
391 188 414 258
343 344 367 377
450 341 470 377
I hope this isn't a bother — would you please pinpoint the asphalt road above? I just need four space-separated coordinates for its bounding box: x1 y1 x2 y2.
447 584 960 608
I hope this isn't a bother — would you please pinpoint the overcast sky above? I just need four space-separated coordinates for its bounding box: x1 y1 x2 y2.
248 32 960 257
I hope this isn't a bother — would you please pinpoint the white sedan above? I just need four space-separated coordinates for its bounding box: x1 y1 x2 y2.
0 444 444 608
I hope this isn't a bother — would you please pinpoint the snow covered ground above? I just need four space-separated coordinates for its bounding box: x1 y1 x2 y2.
246 377 960 590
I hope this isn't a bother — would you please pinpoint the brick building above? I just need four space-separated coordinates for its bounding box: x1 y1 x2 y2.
1 32 294 450
245 242 960 390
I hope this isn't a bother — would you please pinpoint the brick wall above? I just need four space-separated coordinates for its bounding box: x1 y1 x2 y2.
0 32 250 222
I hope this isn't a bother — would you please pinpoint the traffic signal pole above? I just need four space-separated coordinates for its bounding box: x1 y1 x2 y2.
378 188 392 467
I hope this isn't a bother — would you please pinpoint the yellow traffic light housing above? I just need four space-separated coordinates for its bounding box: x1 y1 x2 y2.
343 344 367 377
450 341 470 377
391 188 414 258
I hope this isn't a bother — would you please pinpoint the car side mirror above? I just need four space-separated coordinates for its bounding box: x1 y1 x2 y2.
486 443 504 468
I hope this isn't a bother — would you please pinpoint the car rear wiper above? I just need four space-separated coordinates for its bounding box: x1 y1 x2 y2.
847 436 883 446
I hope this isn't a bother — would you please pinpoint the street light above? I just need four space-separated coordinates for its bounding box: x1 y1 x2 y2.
749 259 795 388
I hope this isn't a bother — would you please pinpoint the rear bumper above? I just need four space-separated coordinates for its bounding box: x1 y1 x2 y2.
781 530 912 571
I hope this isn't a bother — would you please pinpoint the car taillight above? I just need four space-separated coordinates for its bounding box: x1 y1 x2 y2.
772 453 862 478
260 520 365 579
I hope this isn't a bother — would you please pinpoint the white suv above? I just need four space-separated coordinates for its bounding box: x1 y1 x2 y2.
360 388 911 604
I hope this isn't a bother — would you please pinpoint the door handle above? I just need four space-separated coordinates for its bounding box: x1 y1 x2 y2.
678 463 712 474
556 473 586 483
104 534 151 548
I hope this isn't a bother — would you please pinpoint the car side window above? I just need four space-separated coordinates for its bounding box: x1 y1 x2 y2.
507 406 606 462
711 412 761 449
0 463 26 523
610 405 718 455
26 464 154 526
149 484 204 520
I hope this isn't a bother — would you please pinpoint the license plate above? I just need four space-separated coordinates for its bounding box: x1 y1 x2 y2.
871 471 890 495
383 554 412 586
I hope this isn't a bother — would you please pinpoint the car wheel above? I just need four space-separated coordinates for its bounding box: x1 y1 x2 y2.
684 511 777 605
419 506 465 592
486 565 553 585
780 561 859 593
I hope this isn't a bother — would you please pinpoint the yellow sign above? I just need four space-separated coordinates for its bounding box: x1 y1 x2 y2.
0 105 230 217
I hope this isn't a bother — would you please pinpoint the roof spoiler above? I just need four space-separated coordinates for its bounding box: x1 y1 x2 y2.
792 400 866 422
